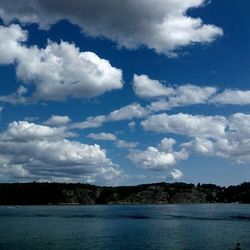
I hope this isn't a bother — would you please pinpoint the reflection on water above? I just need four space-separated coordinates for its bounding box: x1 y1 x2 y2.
0 204 249 249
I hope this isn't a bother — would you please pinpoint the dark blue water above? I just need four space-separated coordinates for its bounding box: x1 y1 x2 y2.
0 204 249 250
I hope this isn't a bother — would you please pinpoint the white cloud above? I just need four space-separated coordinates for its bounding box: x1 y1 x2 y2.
133 74 250 110
167 84 217 107
134 75 250 110
142 112 250 164
70 72 250 131
87 132 117 141
133 74 172 98
183 137 214 155
71 84 217 129
3 121 74 141
142 113 227 138
0 24 26 64
129 147 176 171
0 0 223 57
183 135 250 163
72 103 149 129
0 24 123 102
23 116 39 122
133 74 217 113
159 137 176 151
72 115 106 129
169 169 183 180
71 81 250 133
228 113 250 138
108 103 148 121
87 132 138 149
0 121 122 184
128 121 136 129
212 89 250 105
128 137 188 171
0 85 29 105
115 140 138 149
45 115 71 127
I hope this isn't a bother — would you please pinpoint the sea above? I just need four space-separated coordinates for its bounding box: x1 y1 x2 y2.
0 204 249 250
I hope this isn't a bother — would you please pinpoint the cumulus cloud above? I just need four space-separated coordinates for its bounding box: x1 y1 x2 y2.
0 0 223 56
87 132 117 141
73 103 148 129
68 71 250 132
23 116 39 122
133 74 250 110
3 121 74 140
128 121 136 129
87 132 138 149
166 84 217 107
133 74 172 98
142 112 250 164
72 80 250 133
133 74 250 112
212 89 250 105
169 169 183 180
129 147 176 171
45 115 71 127
72 116 106 130
0 24 123 102
72 84 217 129
108 103 148 121
159 137 177 151
142 113 227 138
0 86 29 105
133 74 217 112
128 137 188 171
0 121 122 184
183 134 250 164
115 140 138 149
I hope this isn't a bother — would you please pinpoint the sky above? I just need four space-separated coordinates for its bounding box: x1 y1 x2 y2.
0 0 249 186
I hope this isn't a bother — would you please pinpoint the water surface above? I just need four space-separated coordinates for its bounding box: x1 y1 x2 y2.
0 204 249 249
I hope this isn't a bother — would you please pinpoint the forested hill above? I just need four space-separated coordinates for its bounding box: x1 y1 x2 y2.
0 182 249 205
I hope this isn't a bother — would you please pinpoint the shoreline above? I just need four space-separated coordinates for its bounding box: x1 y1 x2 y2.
0 182 249 205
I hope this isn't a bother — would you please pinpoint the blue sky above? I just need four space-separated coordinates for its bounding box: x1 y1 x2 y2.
0 0 249 186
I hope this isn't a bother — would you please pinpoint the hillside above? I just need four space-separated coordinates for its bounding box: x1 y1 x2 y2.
0 182 249 205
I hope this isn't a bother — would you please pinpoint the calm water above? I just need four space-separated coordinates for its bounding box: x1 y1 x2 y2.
0 204 250 250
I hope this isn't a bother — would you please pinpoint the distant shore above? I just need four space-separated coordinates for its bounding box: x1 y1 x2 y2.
0 182 249 205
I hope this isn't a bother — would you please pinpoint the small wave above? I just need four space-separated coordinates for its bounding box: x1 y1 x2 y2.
119 214 151 219
230 215 250 221
62 214 97 219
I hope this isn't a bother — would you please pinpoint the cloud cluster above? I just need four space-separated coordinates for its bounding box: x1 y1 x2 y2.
0 121 122 184
87 132 117 141
133 74 172 98
147 84 217 113
0 0 223 56
212 89 250 105
142 113 226 138
72 103 147 129
169 169 183 181
44 115 71 127
133 74 214 104
87 132 138 149
73 74 250 131
115 140 138 149
133 74 216 111
128 138 188 171
133 74 250 111
142 112 250 163
0 24 123 102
